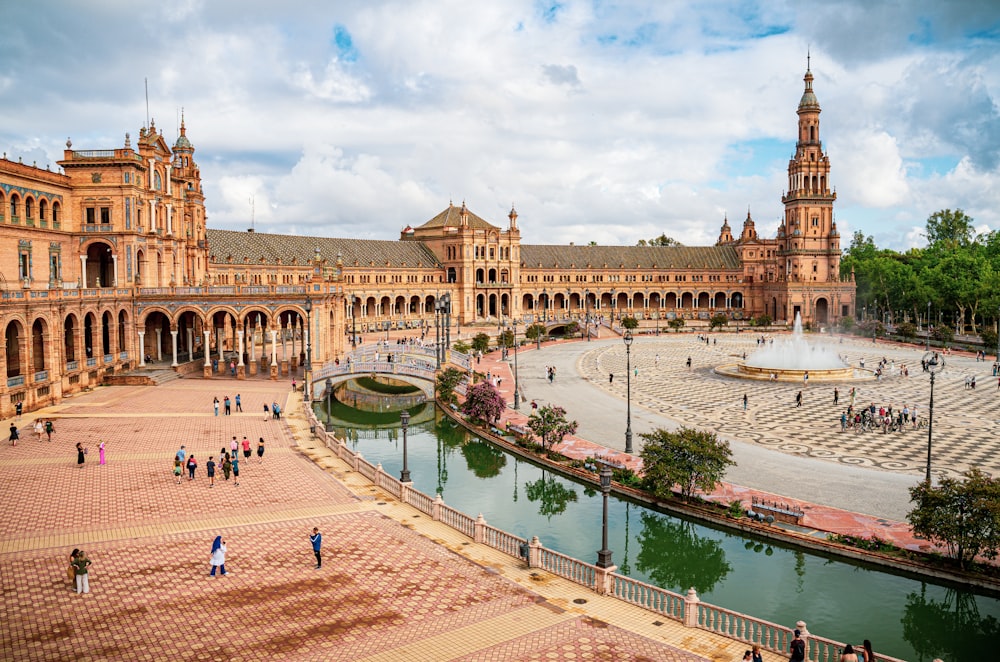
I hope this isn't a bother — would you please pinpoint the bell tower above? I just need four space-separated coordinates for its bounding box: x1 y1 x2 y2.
780 56 840 282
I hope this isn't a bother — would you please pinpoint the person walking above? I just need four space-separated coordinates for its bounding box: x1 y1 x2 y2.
833 387 839 405
173 455 183 484
206 456 216 488
186 455 198 480
234 393 243 412
209 536 228 576
241 436 251 461
257 437 265 463
72 550 92 594
213 397 220 417
177 445 186 466
609 373 614 384
9 422 19 447
231 454 240 486
68 549 80 588
230 436 239 458
98 440 106 465
310 527 323 569
76 442 86 468
15 400 23 420
795 391 803 408
45 419 54 442
33 419 43 440
742 394 748 411
221 454 232 481
224 396 231 416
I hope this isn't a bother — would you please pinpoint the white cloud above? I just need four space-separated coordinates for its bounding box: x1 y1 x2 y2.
833 129 909 207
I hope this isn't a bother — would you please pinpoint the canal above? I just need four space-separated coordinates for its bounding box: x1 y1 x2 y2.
322 398 1000 662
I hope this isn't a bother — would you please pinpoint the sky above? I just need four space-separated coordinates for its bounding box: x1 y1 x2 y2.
2 0 999 251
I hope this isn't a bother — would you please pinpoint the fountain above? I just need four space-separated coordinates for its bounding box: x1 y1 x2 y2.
715 312 866 382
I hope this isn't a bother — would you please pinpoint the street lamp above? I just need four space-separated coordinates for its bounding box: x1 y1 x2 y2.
325 377 333 431
400 409 411 483
923 351 944 484
996 305 999 362
443 293 452 350
596 463 614 569
351 295 358 350
623 329 633 454
304 296 312 401
512 319 521 409
584 289 591 342
926 301 931 352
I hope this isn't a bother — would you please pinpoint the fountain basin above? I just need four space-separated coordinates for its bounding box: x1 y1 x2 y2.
714 363 871 382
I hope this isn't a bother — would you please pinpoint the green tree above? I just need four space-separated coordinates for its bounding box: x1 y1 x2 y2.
932 325 955 344
525 323 546 341
634 513 732 593
926 208 976 250
895 322 917 341
435 367 466 406
526 404 578 449
709 313 728 331
637 234 682 246
471 332 491 355
839 316 855 332
667 318 685 333
751 314 772 327
907 469 1000 569
981 328 998 356
498 329 514 348
621 316 639 330
461 381 506 426
639 427 735 500
452 340 472 354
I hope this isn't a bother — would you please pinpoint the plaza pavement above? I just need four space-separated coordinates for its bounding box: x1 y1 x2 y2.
479 329 1000 551
1 372 759 661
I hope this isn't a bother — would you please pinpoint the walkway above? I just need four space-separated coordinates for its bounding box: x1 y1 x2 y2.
0 378 755 661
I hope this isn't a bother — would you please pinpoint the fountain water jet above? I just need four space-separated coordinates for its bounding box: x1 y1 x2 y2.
715 313 867 382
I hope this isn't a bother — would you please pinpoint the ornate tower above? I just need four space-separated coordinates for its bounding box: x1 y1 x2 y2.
779 57 840 282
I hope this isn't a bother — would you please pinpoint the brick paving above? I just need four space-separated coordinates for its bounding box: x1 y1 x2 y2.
0 375 750 661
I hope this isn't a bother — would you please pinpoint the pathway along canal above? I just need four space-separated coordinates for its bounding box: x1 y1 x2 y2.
321 398 1000 661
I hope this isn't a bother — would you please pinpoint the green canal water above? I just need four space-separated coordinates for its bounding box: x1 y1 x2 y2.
319 397 1000 662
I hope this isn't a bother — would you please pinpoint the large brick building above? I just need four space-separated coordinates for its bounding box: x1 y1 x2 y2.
0 64 853 414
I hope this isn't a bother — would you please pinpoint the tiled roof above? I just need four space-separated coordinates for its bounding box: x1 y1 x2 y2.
415 203 498 230
205 229 441 268
519 244 741 270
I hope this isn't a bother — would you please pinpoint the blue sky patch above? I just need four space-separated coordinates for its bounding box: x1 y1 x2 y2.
333 24 358 62
537 1 563 24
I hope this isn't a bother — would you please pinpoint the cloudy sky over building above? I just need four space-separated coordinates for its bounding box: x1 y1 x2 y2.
3 1 998 250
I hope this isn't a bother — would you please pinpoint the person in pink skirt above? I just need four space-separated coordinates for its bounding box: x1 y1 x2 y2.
98 440 106 465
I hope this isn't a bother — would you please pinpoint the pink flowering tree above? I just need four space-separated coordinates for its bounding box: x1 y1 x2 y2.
461 381 506 426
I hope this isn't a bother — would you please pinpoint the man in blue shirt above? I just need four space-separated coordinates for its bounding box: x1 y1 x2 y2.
310 528 322 569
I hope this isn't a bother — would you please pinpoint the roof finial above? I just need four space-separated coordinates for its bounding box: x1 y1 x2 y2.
807 47 811 73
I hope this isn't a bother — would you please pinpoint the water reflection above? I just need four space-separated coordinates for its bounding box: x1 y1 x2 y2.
524 471 579 519
634 512 732 593
903 587 1000 661
461 437 507 478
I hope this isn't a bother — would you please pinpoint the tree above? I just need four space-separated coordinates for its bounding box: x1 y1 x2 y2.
498 328 514 348
981 328 998 356
564 321 580 336
907 469 1000 570
435 367 466 406
667 318 685 333
637 234 682 246
750 314 772 327
526 404 578 449
639 427 735 500
895 322 917 341
471 332 491 355
621 316 639 330
926 209 976 250
525 323 546 341
932 325 955 344
839 316 855 332
461 381 506 426
709 313 728 331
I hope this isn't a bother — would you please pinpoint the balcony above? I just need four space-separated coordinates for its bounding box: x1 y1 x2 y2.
33 370 48 383
66 361 79 372
7 376 25 388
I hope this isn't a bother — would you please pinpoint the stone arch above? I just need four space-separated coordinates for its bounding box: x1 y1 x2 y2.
5 319 25 379
814 297 830 325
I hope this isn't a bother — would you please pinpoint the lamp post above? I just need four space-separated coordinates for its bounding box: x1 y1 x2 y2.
623 329 633 454
926 301 931 352
443 293 451 349
399 409 411 483
325 377 333 431
435 297 442 369
512 319 520 409
351 295 358 350
596 463 614 568
996 305 999 362
923 351 944 484
304 296 312 401
585 289 591 342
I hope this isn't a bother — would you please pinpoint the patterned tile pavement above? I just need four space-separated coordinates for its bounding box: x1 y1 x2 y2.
0 375 753 661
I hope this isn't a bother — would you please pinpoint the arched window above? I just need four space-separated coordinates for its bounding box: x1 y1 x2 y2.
25 197 33 219
39 199 48 221
10 194 19 219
